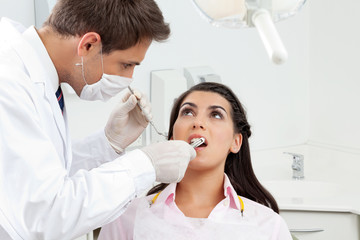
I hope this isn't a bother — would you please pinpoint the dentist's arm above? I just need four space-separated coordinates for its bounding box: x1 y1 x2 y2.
70 88 149 174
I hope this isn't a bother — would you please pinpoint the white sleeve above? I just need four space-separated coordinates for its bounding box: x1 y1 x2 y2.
70 129 120 176
0 72 155 240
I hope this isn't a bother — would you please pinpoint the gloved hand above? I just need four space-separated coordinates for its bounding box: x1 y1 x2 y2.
140 140 196 183
105 88 152 153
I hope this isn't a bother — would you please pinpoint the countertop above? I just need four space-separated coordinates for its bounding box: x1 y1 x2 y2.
251 144 360 215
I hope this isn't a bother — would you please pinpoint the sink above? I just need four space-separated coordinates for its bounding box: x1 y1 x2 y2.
261 180 341 199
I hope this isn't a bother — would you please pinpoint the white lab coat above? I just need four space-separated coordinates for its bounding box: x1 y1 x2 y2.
0 18 155 240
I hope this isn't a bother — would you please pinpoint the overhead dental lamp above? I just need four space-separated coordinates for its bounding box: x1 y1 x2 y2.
192 0 307 64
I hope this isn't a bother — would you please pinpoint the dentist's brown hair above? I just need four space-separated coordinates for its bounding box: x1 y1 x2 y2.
148 82 279 213
44 0 170 54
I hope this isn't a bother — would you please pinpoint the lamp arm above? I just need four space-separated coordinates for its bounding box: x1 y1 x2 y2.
251 9 288 64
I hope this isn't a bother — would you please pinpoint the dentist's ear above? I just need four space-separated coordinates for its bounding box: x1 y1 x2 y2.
230 133 242 153
77 32 101 57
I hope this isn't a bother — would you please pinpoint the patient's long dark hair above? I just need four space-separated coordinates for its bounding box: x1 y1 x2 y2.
147 82 279 213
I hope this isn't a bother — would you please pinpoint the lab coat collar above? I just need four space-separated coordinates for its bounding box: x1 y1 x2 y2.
0 17 59 92
20 25 67 132
154 174 242 211
0 18 43 84
22 26 59 92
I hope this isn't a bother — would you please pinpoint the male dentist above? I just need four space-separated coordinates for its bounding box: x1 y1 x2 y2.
0 0 195 239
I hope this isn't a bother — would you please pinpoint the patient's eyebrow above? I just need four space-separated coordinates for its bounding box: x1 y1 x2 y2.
180 102 197 108
180 103 227 114
209 105 227 113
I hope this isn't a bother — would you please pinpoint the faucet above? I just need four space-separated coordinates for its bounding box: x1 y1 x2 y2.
284 152 304 180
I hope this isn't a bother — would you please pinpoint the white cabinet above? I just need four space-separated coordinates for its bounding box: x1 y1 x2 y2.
280 210 360 240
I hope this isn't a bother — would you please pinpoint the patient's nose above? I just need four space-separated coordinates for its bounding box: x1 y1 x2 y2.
192 118 206 130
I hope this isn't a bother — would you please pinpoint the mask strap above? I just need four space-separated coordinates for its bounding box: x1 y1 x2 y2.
74 57 87 85
75 46 102 85
80 57 87 85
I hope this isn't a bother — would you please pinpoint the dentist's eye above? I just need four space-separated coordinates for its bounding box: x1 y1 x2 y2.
123 63 134 69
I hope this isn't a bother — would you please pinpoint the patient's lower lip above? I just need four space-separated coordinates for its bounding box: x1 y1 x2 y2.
195 147 205 152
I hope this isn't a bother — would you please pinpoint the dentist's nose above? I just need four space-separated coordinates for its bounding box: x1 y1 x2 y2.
125 69 134 78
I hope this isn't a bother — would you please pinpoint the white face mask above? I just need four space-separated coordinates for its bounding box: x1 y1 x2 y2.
77 50 133 101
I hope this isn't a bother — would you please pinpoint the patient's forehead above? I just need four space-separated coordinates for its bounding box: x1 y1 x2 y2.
181 91 231 110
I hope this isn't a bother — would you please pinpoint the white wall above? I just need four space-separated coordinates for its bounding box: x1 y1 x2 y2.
0 0 35 27
308 0 360 151
34 0 57 28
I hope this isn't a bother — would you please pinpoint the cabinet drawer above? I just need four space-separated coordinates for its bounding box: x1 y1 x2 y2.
280 210 359 240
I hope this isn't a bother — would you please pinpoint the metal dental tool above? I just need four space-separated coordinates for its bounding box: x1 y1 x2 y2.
128 86 168 138
190 137 205 148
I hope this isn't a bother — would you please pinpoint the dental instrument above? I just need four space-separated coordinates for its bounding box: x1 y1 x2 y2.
190 137 205 148
128 86 168 138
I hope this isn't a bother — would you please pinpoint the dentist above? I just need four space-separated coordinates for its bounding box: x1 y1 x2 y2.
0 0 195 239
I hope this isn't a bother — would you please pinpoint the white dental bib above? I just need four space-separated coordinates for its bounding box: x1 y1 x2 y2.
133 196 268 240
98 174 292 240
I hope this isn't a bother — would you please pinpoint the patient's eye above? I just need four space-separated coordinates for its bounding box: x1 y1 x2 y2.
211 110 223 119
180 108 194 117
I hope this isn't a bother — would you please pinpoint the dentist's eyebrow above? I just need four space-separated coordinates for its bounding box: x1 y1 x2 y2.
127 61 140 66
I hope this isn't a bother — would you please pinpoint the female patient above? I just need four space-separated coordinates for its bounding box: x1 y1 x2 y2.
98 82 292 239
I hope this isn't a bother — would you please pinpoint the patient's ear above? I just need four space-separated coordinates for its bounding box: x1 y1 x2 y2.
230 133 242 153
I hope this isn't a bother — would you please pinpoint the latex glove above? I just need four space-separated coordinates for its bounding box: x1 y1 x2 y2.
140 140 196 183
105 88 152 153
